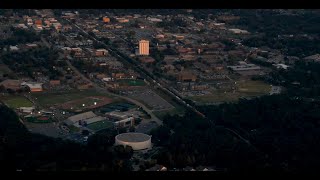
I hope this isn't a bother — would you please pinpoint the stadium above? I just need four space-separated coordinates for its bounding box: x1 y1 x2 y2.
115 132 152 151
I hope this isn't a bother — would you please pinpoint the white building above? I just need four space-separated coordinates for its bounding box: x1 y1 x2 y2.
9 45 19 51
65 111 106 127
273 64 290 70
115 133 152 151
229 28 249 34
21 82 43 92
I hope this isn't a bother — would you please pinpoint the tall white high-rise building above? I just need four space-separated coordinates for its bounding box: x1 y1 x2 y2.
139 40 149 56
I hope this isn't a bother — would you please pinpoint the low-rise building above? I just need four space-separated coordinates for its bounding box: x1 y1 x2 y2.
0 79 22 91
304 54 320 62
229 28 250 34
273 63 290 70
21 82 43 92
95 49 108 57
65 111 106 127
106 111 135 128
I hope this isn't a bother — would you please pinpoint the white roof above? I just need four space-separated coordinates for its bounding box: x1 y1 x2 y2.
10 46 19 50
67 111 97 123
73 116 106 127
107 111 128 119
96 49 108 52
19 107 35 110
21 82 43 89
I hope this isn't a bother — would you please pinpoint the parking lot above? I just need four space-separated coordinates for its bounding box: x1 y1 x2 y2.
135 121 158 134
24 121 68 138
125 88 174 111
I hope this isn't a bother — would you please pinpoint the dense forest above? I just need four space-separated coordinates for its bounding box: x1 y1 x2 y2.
151 94 320 172
1 47 63 80
0 28 40 47
0 105 133 171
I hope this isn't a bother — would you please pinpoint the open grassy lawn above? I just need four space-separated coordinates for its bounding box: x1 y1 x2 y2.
87 120 114 132
118 79 146 86
1 95 33 108
237 80 271 94
189 80 271 104
32 89 116 107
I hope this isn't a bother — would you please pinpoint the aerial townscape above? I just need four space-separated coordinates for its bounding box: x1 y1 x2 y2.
1 9 320 172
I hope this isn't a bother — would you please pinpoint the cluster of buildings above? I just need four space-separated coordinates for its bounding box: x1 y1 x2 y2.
64 110 135 131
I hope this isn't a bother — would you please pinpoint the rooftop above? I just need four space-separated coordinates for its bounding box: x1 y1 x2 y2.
116 133 151 142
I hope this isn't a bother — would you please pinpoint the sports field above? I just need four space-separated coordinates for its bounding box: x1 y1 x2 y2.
118 79 146 86
87 120 114 132
59 96 113 112
32 89 115 107
189 80 271 104
1 95 33 108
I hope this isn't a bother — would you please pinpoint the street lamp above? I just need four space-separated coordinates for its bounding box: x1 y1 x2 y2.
94 102 97 105
82 104 85 107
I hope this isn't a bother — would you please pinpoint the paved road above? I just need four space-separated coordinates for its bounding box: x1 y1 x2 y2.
41 36 51 49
